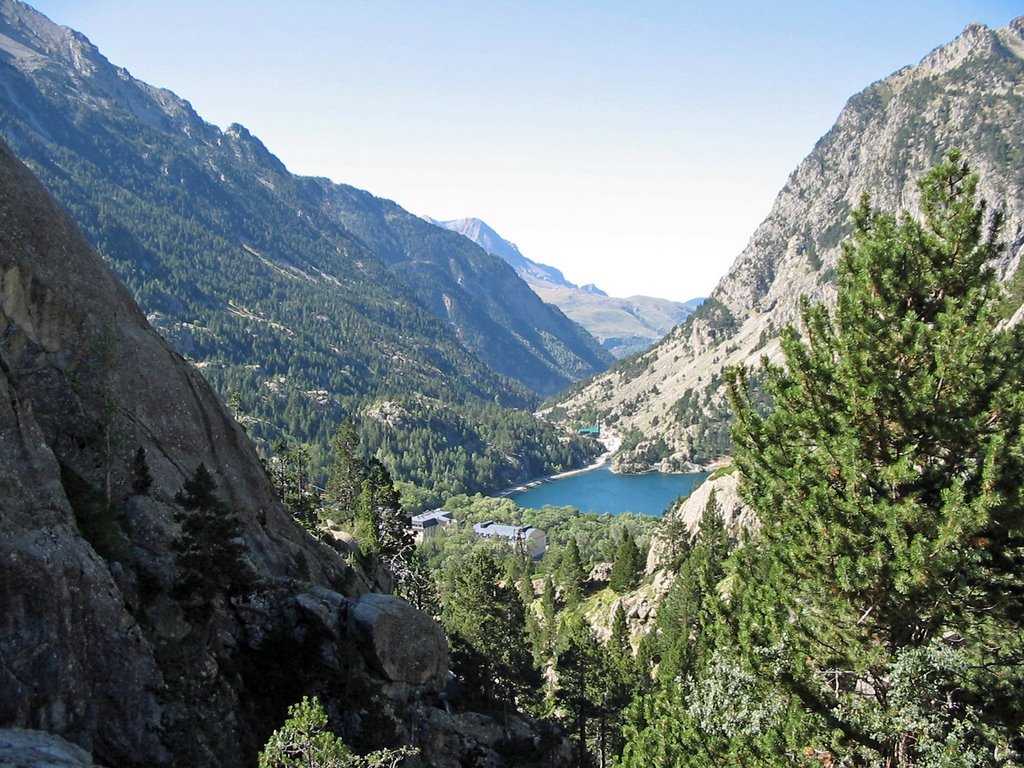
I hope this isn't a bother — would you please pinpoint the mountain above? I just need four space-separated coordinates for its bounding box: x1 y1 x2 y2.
0 0 610 500
552 16 1024 471
0 133 570 767
433 217 576 286
436 217 700 357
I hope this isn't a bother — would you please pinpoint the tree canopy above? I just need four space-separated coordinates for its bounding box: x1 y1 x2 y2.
619 152 1024 766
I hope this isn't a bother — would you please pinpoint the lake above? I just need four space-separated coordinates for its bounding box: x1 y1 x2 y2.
510 466 709 517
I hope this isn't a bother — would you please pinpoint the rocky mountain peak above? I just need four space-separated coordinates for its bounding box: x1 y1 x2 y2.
0 0 213 141
435 216 698 357
0 0 89 67
554 14 1024 470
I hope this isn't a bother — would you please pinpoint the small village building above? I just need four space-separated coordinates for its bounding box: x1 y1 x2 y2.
411 509 456 541
472 520 547 559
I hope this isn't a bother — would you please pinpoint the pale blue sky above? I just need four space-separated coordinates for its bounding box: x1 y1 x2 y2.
27 1 1023 301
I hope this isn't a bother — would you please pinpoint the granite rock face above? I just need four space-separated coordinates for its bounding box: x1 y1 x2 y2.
645 470 754 574
0 136 457 767
0 729 106 768
349 593 449 691
555 16 1024 469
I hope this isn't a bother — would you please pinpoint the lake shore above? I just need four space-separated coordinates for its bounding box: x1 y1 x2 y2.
498 433 622 497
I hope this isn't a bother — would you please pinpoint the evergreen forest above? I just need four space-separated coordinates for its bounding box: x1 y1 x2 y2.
0 47 610 510
261 153 1024 767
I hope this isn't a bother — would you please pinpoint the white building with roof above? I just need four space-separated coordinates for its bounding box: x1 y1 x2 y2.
411 509 456 541
472 520 547 559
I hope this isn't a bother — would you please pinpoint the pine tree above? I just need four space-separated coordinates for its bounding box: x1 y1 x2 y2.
554 614 603 768
726 151 1024 763
604 602 640 762
608 527 642 593
324 419 366 523
259 696 353 768
540 574 558 661
442 549 540 713
608 602 631 669
559 538 587 606
172 463 249 612
259 695 416 768
131 445 153 495
654 490 730 683
353 479 380 554
269 441 319 532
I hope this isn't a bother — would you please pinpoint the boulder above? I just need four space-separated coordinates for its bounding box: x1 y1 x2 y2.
0 729 106 768
348 593 448 691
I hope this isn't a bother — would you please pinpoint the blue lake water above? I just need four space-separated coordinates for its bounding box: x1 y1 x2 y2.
510 466 709 517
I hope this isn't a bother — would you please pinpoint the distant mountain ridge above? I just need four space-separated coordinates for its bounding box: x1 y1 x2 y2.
434 216 702 357
0 0 610 498
553 16 1024 471
431 217 577 287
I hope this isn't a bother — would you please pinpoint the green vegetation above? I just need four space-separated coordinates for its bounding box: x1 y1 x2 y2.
441 548 541 713
419 495 659 583
359 399 601 510
172 464 251 615
413 492 663 765
259 696 416 768
618 153 1024 766
0 63 607 514
608 528 642 593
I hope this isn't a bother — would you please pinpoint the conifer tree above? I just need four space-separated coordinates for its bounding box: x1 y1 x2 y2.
131 445 153 495
558 538 587 606
324 419 366 522
554 614 603 768
540 574 558 661
608 527 642 593
654 490 730 683
172 463 249 612
726 150 1024 764
269 441 319 532
608 602 631 670
442 549 540 713
353 479 380 554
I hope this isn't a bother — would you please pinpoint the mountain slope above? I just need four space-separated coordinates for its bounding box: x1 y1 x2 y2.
0 134 569 768
437 217 699 357
0 0 608 495
0 131 374 765
317 195 612 392
553 17 1024 470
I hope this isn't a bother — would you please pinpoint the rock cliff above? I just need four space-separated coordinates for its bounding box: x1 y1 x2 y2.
554 16 1024 468
0 138 560 767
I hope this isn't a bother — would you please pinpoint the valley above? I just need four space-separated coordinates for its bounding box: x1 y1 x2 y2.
2 3 1024 768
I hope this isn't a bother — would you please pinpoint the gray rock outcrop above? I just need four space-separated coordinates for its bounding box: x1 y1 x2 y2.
645 470 754 573
0 134 454 767
556 16 1024 468
349 593 448 692
0 729 106 768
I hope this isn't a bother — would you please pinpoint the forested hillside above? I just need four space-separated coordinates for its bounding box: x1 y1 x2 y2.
0 0 607 504
617 152 1024 767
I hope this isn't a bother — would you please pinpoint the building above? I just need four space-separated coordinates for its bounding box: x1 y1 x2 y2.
472 520 547 559
411 509 456 541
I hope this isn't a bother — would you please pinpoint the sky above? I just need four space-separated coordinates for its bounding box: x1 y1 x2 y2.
27 1 1024 302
